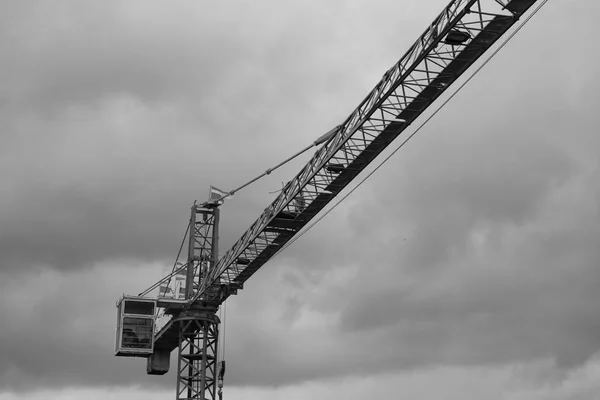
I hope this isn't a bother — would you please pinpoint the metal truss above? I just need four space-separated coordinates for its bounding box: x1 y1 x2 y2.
148 205 221 352
190 0 539 304
176 311 220 400
139 205 219 300
186 205 220 299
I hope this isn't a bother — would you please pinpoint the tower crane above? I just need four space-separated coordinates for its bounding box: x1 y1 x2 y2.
114 1 545 399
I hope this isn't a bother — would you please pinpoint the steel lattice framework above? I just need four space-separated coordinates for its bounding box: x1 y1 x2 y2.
175 311 220 400
131 0 544 388
192 0 539 304
187 206 220 299
147 205 222 387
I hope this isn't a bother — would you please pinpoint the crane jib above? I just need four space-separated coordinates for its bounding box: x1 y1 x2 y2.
152 0 540 353
193 0 538 304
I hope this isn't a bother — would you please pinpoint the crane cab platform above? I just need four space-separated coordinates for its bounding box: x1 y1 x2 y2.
115 296 156 357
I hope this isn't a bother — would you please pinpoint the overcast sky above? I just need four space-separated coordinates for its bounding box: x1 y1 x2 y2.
1 0 600 399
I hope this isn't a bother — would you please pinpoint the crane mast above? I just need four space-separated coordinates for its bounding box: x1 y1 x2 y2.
177 205 220 400
115 1 543 399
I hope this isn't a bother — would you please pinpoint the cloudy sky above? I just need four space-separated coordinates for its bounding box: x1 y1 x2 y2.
1 0 599 399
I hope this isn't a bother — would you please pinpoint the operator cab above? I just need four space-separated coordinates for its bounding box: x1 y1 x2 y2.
115 295 156 357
